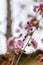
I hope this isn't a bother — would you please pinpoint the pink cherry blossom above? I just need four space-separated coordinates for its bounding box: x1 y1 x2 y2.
36 57 43 63
40 2 43 7
7 37 14 49
7 37 24 55
27 21 32 26
36 54 43 63
14 40 24 49
14 40 24 55
33 2 43 12
33 5 39 12
31 38 38 49
38 57 43 62
27 21 33 31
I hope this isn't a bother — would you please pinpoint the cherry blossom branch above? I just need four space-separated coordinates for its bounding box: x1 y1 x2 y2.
7 3 43 65
16 13 43 65
15 2 43 65
10 57 15 65
12 4 43 65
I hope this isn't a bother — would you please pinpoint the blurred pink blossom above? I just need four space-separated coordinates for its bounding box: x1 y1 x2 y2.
40 2 43 7
7 37 14 50
36 56 43 63
33 5 39 12
38 57 43 63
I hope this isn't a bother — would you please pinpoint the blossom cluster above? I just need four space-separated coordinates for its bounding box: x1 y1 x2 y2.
7 37 24 55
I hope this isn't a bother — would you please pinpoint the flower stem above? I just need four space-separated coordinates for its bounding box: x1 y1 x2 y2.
10 57 15 65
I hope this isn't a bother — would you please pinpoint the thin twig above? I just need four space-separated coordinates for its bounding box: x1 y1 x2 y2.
6 56 15 65
10 57 15 65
